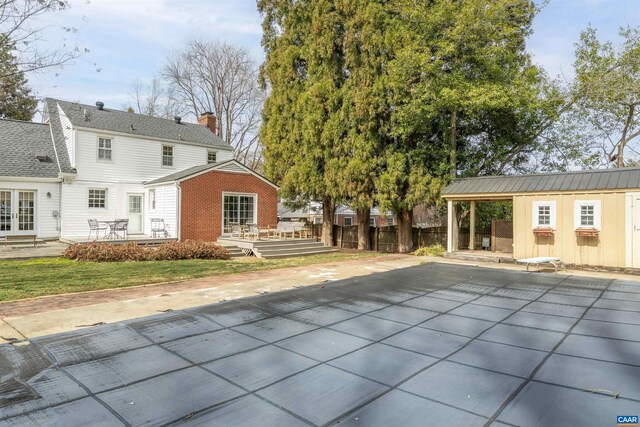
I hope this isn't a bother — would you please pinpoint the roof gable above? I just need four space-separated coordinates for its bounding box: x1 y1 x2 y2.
144 160 279 189
49 98 232 149
443 167 640 196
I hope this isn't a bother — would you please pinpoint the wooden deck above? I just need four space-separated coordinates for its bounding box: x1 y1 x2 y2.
60 235 177 245
217 237 336 259
444 250 514 264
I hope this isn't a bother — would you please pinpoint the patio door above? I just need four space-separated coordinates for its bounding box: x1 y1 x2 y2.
0 190 36 237
127 194 143 234
223 193 256 233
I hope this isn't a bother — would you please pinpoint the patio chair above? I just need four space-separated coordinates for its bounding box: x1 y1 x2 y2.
245 223 260 240
274 222 295 239
230 222 242 239
112 219 129 239
88 219 108 240
150 218 169 238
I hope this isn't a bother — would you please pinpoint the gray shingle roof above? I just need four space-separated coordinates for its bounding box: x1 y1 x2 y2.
0 118 63 178
145 161 229 185
49 98 231 149
443 167 640 196
44 99 76 175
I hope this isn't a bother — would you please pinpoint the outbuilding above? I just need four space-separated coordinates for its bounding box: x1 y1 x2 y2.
442 167 640 270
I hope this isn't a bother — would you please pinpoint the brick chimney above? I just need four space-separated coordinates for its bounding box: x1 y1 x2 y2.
198 111 217 134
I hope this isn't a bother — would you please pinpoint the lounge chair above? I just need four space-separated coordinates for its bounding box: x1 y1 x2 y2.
516 257 565 272
245 223 260 240
229 222 242 239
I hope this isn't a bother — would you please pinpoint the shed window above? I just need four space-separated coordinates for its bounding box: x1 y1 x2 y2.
574 200 601 230
344 217 353 226
370 216 376 227
314 217 322 225
162 145 174 166
532 201 556 229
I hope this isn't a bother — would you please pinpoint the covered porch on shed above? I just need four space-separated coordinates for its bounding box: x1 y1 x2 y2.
445 194 514 259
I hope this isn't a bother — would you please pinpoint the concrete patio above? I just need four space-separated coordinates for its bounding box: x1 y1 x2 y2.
1 263 638 426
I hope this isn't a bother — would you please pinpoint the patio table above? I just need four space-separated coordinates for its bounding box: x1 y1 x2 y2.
102 220 125 240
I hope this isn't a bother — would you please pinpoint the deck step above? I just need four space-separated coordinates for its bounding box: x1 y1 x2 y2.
256 245 331 257
260 248 339 259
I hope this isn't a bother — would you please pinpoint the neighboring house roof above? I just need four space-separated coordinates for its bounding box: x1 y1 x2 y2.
145 159 278 188
278 202 393 218
443 167 640 197
48 98 232 149
0 118 67 178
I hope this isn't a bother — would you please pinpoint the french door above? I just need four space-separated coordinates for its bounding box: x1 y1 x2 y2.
0 190 36 237
223 194 256 233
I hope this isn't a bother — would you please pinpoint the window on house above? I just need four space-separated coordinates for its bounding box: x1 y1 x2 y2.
88 189 107 208
370 216 376 227
223 194 256 231
574 200 601 230
162 145 174 166
149 189 156 210
387 216 395 226
207 151 217 164
533 201 556 228
314 217 322 225
98 137 112 160
344 217 353 226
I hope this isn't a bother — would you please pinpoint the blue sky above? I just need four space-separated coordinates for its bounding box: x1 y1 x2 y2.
28 0 640 114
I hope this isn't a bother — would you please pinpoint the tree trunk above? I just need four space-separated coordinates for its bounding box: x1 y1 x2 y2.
356 207 371 250
449 110 458 178
397 208 414 253
322 196 335 247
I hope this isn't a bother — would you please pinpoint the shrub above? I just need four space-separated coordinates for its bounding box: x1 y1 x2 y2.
414 244 445 257
63 240 231 262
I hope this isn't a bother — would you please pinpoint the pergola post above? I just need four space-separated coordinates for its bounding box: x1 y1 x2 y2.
447 200 458 253
469 200 476 250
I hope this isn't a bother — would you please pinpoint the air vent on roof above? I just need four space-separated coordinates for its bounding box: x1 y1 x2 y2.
174 116 182 124
35 155 52 163
130 124 136 131
96 101 104 110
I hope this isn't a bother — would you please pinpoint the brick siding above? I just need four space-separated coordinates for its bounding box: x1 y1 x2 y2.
179 170 278 241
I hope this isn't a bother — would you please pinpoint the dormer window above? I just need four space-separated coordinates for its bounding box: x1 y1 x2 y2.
207 151 217 164
98 137 112 160
162 145 174 167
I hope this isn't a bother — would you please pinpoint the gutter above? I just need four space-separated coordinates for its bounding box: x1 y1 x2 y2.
176 182 181 241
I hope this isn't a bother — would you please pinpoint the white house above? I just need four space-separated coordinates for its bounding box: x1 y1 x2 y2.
0 99 278 241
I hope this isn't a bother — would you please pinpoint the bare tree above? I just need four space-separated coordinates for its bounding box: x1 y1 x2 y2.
163 40 265 169
128 78 185 119
0 0 84 78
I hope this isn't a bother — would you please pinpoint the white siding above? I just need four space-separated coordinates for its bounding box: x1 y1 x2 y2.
57 104 75 167
58 128 232 238
0 181 61 239
74 130 233 182
147 185 177 238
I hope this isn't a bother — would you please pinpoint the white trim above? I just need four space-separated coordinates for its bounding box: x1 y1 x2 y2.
221 192 258 235
344 217 353 226
0 176 61 183
46 108 63 173
574 200 601 230
207 150 218 164
627 193 640 268
532 200 556 229
145 160 280 190
176 183 182 241
72 125 234 151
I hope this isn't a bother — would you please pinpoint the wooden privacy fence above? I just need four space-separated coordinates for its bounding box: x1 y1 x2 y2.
317 225 491 253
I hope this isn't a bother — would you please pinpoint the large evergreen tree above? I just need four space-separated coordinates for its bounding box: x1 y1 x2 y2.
0 38 37 120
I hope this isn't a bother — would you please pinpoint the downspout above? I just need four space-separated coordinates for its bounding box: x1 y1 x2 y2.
176 182 181 241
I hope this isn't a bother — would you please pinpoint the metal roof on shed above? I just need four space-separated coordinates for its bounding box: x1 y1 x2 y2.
442 167 640 196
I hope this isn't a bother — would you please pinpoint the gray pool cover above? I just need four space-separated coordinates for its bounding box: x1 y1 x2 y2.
1 263 639 426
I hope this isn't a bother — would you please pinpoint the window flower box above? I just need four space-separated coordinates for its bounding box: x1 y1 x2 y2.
575 228 599 237
533 227 554 237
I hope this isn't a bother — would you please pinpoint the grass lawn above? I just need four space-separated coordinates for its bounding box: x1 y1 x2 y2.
0 251 386 302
